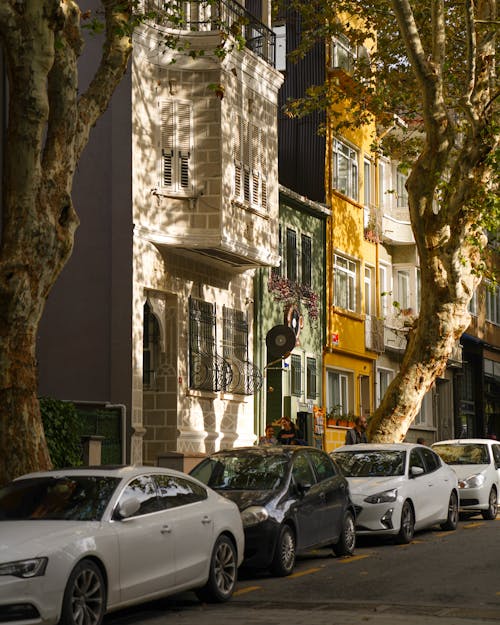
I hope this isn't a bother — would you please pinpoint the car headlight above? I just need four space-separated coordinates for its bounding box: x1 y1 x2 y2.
0 558 48 578
240 506 269 528
458 474 485 489
364 489 398 504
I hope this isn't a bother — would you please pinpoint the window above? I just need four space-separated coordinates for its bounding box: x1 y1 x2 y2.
273 24 286 71
160 100 192 193
292 453 316 485
119 476 159 517
333 139 358 200
301 234 312 286
486 283 500 324
189 298 218 391
420 448 440 473
377 368 392 406
222 307 251 394
233 110 267 210
397 270 410 310
334 254 357 312
143 302 160 389
291 354 302 396
409 449 426 473
364 159 372 208
286 228 297 282
306 357 317 399
327 370 349 415
396 171 408 209
379 263 390 318
414 393 432 427
331 35 355 72
308 451 336 481
271 224 282 278
154 474 207 509
364 266 373 316
379 161 386 209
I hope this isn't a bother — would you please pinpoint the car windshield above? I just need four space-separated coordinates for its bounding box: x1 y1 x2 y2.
433 444 489 465
0 476 121 521
334 450 406 477
191 453 289 490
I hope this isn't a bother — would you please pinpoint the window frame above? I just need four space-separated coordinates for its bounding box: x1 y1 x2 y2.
291 354 302 397
160 99 193 195
334 254 357 312
332 138 358 201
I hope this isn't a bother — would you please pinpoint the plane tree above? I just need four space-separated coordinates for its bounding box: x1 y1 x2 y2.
0 0 134 484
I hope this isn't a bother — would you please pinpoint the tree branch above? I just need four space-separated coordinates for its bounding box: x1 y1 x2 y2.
389 0 431 90
75 0 133 160
462 0 479 126
431 0 445 72
42 1 83 193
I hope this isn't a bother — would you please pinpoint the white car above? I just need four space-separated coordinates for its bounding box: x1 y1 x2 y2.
0 466 244 625
332 443 459 543
432 438 500 519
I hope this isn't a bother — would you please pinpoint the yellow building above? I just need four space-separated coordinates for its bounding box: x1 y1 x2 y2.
323 38 384 452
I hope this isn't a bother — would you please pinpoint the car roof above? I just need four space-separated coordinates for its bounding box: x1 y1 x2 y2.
333 443 422 452
15 465 194 482
204 445 320 457
433 439 497 446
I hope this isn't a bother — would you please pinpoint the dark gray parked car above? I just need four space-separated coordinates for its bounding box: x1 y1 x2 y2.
190 445 356 576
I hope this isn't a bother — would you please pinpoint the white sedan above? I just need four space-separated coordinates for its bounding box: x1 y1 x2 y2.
0 466 244 625
432 438 500 519
332 443 459 543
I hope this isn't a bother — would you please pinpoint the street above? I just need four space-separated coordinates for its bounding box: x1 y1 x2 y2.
105 514 500 625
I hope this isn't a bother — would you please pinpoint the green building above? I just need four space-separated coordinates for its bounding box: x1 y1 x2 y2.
254 186 330 445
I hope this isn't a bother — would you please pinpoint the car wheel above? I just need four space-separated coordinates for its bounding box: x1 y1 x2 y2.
440 491 459 530
481 487 498 520
270 524 296 577
195 535 237 603
59 560 106 625
332 509 356 557
395 500 415 544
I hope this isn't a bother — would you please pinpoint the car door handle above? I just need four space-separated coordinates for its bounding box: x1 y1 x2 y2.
161 524 172 534
201 515 212 525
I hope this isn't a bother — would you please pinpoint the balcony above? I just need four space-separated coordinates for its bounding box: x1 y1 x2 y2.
145 0 276 67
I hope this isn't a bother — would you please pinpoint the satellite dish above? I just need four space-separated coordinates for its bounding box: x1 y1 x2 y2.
266 325 296 359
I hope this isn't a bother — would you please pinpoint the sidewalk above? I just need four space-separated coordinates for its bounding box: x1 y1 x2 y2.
113 600 500 625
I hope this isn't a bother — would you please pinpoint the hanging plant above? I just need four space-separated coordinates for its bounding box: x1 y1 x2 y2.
268 274 319 321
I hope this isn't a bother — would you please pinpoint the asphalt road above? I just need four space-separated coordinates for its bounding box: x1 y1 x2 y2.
105 513 500 625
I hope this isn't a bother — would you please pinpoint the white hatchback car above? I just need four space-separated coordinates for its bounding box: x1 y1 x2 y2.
432 438 500 520
332 443 459 543
0 466 244 625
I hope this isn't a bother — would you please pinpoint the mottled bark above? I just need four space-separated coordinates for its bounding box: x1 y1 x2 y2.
368 0 498 442
0 0 132 485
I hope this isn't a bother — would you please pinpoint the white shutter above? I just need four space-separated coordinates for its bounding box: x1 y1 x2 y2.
251 124 260 206
161 101 174 188
233 114 242 200
242 119 250 203
177 102 191 190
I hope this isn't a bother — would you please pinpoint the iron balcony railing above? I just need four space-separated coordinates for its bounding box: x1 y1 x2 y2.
145 0 276 67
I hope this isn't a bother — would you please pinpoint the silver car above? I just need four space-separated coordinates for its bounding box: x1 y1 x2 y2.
0 466 244 625
433 438 500 519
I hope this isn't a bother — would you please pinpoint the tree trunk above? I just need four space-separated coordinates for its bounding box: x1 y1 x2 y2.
0 0 132 486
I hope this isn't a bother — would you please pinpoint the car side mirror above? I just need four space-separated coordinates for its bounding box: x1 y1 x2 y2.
115 496 141 520
410 466 425 478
